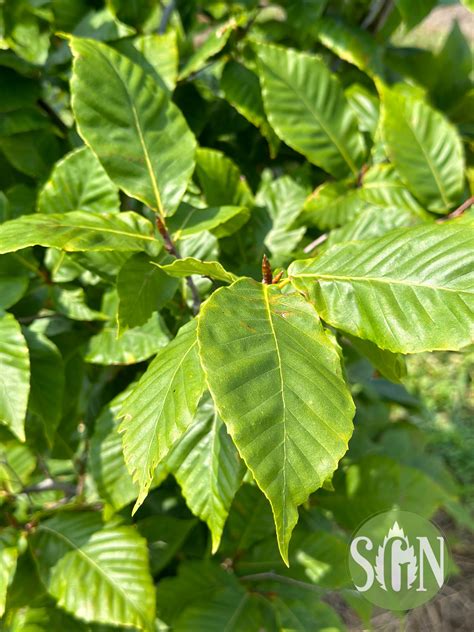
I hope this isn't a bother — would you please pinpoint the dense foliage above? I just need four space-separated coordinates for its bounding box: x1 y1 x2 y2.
0 0 473 630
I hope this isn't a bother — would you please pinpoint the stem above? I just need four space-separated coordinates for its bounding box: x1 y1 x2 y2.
437 195 474 222
372 0 394 33
303 233 328 254
156 217 201 314
37 99 68 136
22 478 76 496
159 0 175 34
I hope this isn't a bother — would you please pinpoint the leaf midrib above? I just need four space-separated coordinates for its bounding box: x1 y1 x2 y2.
262 285 288 539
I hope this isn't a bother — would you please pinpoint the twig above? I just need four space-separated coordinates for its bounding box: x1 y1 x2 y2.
37 98 68 135
156 217 201 314
239 571 323 594
159 0 175 34
303 233 328 254
371 0 394 33
437 196 474 222
361 0 385 29
22 478 76 496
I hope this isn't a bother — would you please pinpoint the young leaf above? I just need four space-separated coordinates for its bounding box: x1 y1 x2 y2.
197 279 355 563
380 86 464 213
70 37 196 215
0 211 159 255
120 320 205 512
0 312 30 442
155 258 238 284
117 253 178 334
166 395 245 553
256 42 365 178
32 512 155 629
290 224 474 353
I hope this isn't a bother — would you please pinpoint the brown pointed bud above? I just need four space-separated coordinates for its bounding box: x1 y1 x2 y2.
262 254 273 284
272 271 284 284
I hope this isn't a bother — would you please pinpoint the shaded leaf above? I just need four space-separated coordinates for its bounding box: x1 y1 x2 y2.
167 395 245 553
117 253 178 334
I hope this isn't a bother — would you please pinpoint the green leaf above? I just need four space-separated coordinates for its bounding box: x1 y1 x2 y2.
114 32 179 95
31 512 155 629
178 18 238 80
197 279 355 563
0 211 159 255
51 286 108 321
155 258 238 284
359 164 427 216
168 203 249 239
395 0 436 30
156 561 263 631
37 146 119 215
346 335 407 383
221 60 279 157
380 85 465 212
257 175 308 260
89 385 140 510
315 16 384 77
120 320 206 512
256 42 365 178
0 257 29 309
117 252 178 334
302 181 363 230
325 198 427 248
290 224 474 353
85 312 169 365
345 83 379 136
274 597 345 631
24 329 64 446
0 312 30 442
0 440 35 493
195 148 254 208
70 37 196 215
319 455 448 529
137 516 196 575
0 529 19 617
166 395 245 553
